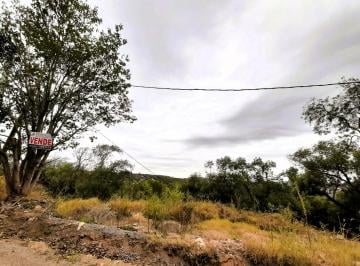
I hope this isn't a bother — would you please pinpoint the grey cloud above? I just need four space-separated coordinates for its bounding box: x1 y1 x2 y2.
186 5 360 148
284 7 360 82
111 0 247 81
187 90 313 147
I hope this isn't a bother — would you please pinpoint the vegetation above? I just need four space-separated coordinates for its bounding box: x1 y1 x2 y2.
198 219 360 266
53 196 360 265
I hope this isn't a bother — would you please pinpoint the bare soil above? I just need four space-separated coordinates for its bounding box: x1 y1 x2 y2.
0 199 249 266
0 239 130 266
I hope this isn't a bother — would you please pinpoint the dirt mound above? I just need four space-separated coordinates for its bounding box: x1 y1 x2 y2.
0 199 247 265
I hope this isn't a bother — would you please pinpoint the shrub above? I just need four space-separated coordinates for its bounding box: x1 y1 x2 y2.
191 201 220 223
143 196 169 229
169 202 194 227
55 198 101 218
108 198 146 220
219 205 242 222
170 201 222 226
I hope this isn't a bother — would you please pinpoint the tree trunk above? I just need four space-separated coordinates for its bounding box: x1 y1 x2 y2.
2 152 47 200
5 178 21 200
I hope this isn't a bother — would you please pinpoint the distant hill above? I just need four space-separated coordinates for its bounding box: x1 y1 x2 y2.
131 173 186 185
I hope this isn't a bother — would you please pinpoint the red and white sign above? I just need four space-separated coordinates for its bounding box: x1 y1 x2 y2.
28 132 53 150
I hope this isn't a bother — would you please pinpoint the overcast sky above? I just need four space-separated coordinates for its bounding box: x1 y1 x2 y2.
78 0 360 177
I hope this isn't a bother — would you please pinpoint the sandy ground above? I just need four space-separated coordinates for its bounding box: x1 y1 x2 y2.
0 239 131 266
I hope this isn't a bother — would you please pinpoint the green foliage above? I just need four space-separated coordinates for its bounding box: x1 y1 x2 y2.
289 139 360 233
41 162 79 197
184 156 297 212
144 196 169 228
303 78 360 138
75 168 130 200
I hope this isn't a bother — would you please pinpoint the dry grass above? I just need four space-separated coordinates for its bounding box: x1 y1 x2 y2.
238 210 308 234
197 219 360 266
108 198 146 218
55 198 102 219
0 176 6 201
26 185 50 201
0 176 50 201
48 197 360 265
191 202 220 222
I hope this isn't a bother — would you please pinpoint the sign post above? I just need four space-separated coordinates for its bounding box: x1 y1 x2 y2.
28 132 53 150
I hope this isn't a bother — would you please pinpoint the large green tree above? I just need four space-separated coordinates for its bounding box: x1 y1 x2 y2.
0 0 135 198
293 80 360 232
291 140 360 210
303 79 360 139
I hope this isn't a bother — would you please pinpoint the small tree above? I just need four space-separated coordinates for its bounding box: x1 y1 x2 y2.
92 144 122 169
73 147 91 170
0 0 135 198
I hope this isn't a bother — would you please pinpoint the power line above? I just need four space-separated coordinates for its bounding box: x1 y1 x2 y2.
132 81 360 92
94 130 155 174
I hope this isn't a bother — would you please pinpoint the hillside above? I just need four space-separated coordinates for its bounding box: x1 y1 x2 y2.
0 187 359 266
131 173 185 184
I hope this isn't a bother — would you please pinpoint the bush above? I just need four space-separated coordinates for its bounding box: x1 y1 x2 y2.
191 202 220 222
41 163 79 197
75 168 129 200
55 198 101 219
219 205 243 222
143 196 169 229
169 203 194 227
169 201 224 226
108 198 146 220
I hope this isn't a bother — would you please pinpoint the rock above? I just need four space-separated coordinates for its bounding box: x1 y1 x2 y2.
34 205 43 211
194 237 206 249
77 222 85 231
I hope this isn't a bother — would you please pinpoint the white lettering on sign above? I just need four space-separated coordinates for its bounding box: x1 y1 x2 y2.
28 132 53 150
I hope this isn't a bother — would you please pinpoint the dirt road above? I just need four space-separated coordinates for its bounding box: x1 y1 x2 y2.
0 239 130 266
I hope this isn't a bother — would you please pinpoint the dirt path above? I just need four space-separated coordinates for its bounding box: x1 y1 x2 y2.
0 239 131 266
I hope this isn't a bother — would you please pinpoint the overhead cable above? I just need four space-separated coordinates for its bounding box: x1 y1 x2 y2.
94 130 155 174
131 81 360 92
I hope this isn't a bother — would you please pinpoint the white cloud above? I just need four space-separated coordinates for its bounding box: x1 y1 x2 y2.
71 0 360 177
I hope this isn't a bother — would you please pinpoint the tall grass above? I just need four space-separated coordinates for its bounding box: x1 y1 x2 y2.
49 197 360 265
0 175 49 201
198 218 360 265
55 198 102 218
